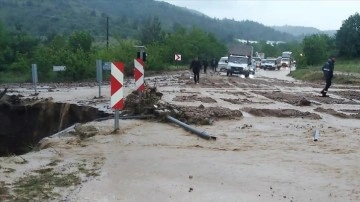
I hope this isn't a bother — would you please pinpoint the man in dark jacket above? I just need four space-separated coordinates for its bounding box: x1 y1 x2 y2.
190 56 202 84
321 56 336 97
202 58 209 73
210 58 217 72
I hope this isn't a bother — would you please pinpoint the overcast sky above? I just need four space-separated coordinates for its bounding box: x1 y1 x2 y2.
159 0 359 30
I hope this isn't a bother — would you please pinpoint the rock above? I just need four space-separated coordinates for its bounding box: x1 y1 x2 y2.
37 136 80 150
299 97 311 106
74 124 99 139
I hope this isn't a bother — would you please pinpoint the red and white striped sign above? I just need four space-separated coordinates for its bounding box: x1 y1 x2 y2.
134 58 144 92
111 62 124 110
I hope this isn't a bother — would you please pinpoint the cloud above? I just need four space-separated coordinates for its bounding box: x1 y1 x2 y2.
160 0 359 30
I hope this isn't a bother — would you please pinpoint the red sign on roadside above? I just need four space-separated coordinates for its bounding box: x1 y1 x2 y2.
111 62 124 110
134 58 145 92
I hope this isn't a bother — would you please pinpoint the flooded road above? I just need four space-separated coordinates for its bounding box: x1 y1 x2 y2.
1 67 359 201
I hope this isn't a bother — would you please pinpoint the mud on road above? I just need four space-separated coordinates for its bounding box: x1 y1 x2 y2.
1 69 360 201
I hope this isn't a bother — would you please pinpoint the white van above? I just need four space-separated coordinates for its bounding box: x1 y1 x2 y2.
218 56 228 72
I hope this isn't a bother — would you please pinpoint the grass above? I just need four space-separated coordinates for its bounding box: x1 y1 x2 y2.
289 69 360 85
10 160 102 200
13 169 81 200
335 59 360 73
0 181 11 201
291 59 360 84
0 72 31 83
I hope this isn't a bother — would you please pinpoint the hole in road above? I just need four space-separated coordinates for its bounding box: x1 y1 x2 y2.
0 94 109 156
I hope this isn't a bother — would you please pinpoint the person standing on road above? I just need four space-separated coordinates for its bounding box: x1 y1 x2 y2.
202 58 209 74
190 56 202 84
210 58 217 72
320 55 336 97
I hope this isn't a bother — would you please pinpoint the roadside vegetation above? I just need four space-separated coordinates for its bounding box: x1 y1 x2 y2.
288 13 360 83
289 59 360 85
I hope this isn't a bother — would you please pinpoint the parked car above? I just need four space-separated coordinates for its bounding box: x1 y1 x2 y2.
217 56 228 72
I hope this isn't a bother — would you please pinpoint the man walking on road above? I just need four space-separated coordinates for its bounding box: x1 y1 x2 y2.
210 58 217 72
202 58 209 74
190 56 202 84
321 55 336 97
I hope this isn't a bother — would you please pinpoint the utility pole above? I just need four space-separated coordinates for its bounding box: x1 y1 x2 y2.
106 16 109 50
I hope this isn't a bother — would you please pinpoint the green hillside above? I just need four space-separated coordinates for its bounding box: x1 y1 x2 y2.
0 0 296 42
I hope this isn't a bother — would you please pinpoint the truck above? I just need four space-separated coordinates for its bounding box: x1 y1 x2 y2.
226 44 254 77
258 52 265 59
281 51 292 67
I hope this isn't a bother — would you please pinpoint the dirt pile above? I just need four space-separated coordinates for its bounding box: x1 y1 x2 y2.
314 107 360 119
170 104 243 125
123 87 243 125
252 90 360 106
221 98 273 105
123 87 163 115
243 107 322 119
332 90 360 101
251 91 311 106
173 95 217 103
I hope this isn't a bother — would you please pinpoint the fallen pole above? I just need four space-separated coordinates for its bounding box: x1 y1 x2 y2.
166 115 216 140
95 114 155 122
313 129 320 141
50 123 78 138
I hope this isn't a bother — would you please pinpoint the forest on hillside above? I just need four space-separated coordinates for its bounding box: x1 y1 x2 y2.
0 0 296 42
0 0 359 83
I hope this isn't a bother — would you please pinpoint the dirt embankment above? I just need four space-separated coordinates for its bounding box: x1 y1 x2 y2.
314 107 360 119
243 107 322 119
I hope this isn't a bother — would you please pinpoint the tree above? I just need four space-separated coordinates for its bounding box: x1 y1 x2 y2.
68 31 93 52
302 34 329 65
336 12 360 57
139 17 164 45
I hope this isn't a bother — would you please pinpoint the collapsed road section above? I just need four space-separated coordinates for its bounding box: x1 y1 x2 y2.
0 89 109 156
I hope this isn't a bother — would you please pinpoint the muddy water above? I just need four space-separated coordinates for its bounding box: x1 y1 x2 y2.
1 69 360 201
66 69 360 201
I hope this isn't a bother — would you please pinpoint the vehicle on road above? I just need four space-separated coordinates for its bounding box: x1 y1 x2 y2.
218 56 228 71
226 44 253 77
280 57 290 67
253 57 262 68
263 58 278 70
260 59 267 69
258 52 265 59
281 51 293 67
226 55 251 77
276 56 282 69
